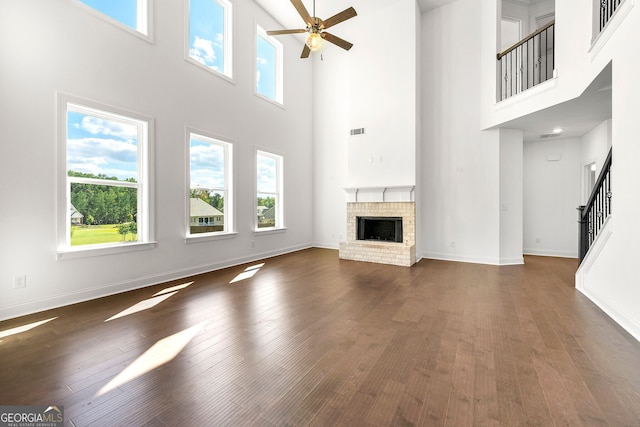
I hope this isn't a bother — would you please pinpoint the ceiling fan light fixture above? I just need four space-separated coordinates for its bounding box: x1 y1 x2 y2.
305 32 323 51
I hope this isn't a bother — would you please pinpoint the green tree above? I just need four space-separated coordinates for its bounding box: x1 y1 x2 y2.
257 196 275 209
68 171 137 225
118 223 130 241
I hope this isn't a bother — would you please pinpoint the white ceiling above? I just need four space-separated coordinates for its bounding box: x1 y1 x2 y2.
254 0 458 30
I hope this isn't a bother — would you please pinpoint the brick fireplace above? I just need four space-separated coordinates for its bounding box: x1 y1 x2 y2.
339 187 416 267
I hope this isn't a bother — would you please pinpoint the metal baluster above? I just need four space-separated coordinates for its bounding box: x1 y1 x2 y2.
516 47 520 95
551 25 554 76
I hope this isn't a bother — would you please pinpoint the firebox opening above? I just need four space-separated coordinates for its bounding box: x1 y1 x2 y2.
357 216 403 243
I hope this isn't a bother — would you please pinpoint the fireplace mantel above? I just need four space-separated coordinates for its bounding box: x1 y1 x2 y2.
344 186 415 203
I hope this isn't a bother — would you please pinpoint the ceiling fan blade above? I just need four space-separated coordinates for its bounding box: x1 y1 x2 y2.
321 32 353 51
267 29 307 36
290 0 313 26
300 44 311 58
321 7 357 30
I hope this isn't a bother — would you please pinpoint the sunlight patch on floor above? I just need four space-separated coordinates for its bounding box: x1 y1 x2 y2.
0 317 58 340
230 263 265 284
104 292 178 322
153 281 193 297
96 322 205 397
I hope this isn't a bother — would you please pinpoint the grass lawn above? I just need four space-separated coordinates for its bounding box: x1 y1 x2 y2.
71 224 137 246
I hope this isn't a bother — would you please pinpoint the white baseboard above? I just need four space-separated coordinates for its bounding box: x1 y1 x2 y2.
421 252 524 266
0 243 312 321
523 248 578 258
421 252 501 265
577 285 640 343
574 218 639 342
312 241 339 250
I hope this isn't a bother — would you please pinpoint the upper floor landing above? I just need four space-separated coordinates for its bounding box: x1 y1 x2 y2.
482 0 636 131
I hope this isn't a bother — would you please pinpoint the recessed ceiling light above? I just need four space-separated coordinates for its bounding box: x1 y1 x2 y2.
552 127 563 134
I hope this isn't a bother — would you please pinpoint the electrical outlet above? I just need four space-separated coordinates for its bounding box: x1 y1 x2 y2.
535 237 541 243
12 275 26 289
450 241 456 248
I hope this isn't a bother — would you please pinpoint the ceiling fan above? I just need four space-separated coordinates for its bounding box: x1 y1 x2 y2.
267 0 357 58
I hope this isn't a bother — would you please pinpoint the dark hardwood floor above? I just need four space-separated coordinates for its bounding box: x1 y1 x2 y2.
2 248 640 426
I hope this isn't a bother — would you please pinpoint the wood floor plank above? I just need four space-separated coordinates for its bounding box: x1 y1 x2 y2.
1 250 640 426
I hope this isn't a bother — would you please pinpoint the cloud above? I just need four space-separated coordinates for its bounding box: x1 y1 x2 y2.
190 36 218 69
257 56 268 65
77 116 137 140
67 137 138 180
190 141 225 188
257 156 276 192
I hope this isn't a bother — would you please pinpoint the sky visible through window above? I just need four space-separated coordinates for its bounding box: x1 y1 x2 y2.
256 34 277 100
189 0 225 72
67 111 138 181
79 0 138 30
257 155 276 193
190 139 225 189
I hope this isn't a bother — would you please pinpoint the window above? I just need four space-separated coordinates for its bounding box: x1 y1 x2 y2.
256 26 283 104
256 150 283 230
188 131 233 237
57 94 153 257
186 0 233 78
77 0 152 39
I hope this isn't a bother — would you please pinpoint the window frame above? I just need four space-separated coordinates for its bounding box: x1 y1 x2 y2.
74 0 154 43
56 93 155 260
255 25 284 105
255 149 285 232
185 129 236 242
185 0 234 81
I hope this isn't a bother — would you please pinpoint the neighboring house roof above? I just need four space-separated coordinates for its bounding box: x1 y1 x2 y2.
190 198 223 217
257 206 268 215
263 207 275 220
70 204 83 219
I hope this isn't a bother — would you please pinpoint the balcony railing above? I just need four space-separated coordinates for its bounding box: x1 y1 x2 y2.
577 148 612 263
600 0 623 32
497 21 555 101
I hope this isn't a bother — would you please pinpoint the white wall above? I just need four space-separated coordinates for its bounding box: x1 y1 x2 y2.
311 52 350 249
421 0 505 265
344 1 418 188
499 129 524 263
312 0 419 249
523 137 581 257
0 0 313 319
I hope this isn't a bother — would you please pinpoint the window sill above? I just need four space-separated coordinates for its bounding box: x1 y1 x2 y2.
254 92 284 109
185 232 238 244
56 241 157 261
185 57 235 85
254 227 287 236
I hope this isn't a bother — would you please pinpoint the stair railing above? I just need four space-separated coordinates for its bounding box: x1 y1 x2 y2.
600 0 623 32
497 21 555 101
577 148 612 263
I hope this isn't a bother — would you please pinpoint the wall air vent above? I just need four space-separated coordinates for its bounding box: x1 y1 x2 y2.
350 128 365 136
